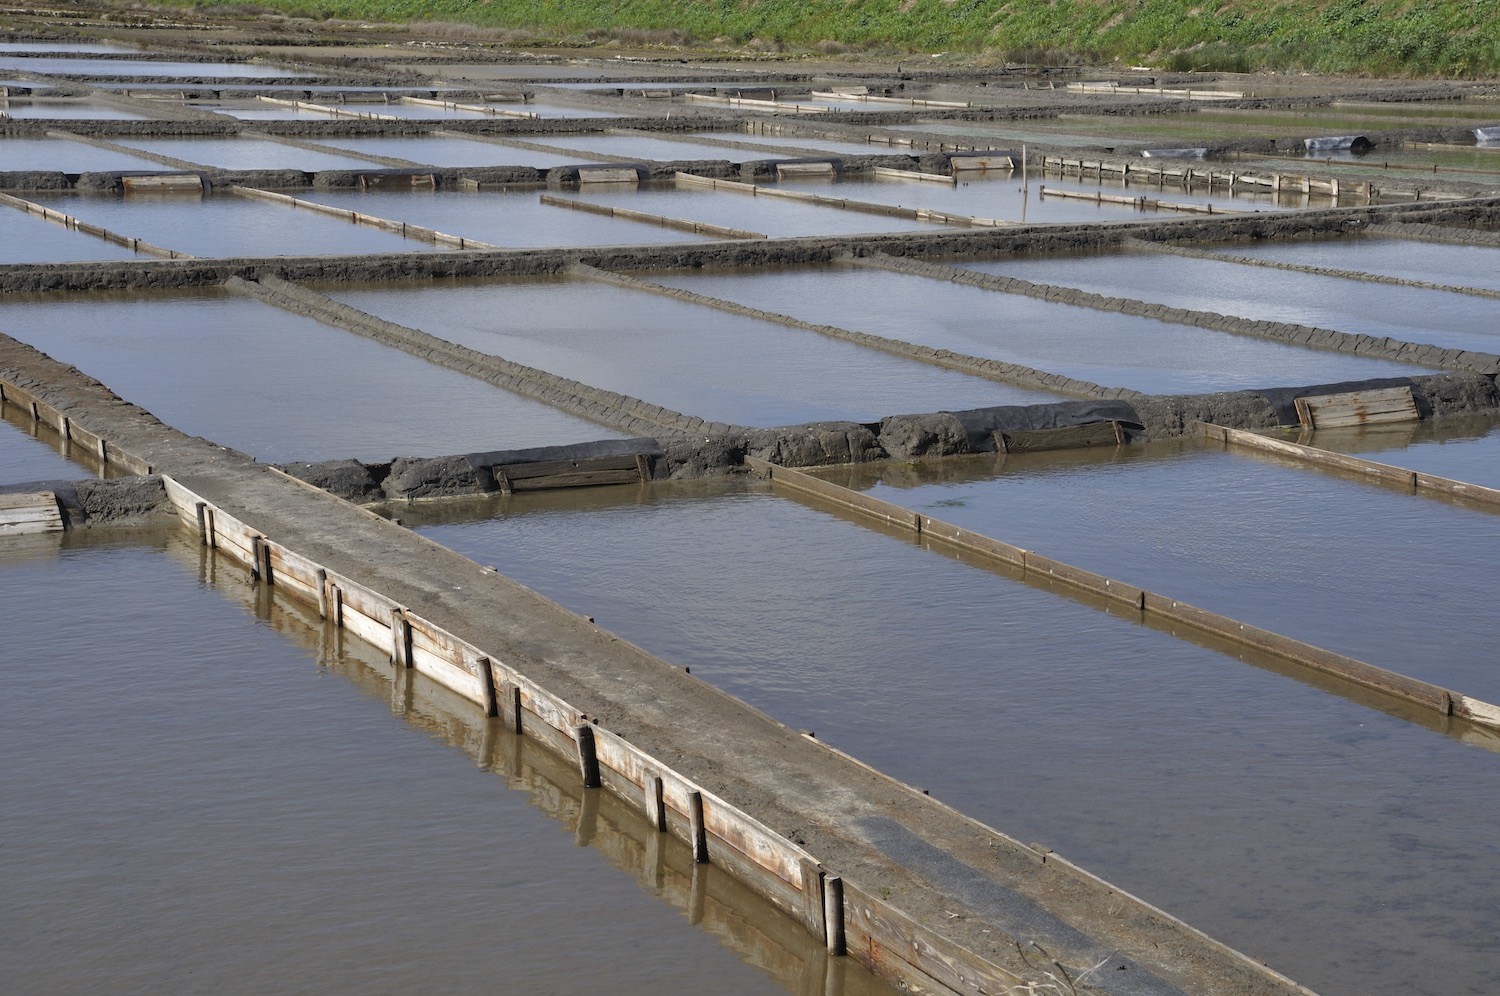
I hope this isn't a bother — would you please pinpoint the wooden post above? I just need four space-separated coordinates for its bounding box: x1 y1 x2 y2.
250 535 264 582
330 583 343 628
195 502 208 546
315 568 329 619
204 507 216 549
501 680 523 734
96 436 107 463
645 773 666 831
391 609 411 667
824 874 846 955
687 789 708 863
475 656 498 718
800 858 827 938
575 723 601 788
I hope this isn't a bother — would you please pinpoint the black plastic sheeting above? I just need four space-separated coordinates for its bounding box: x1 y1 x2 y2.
945 400 1144 452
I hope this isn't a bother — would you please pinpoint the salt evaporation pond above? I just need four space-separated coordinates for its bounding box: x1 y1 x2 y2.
0 99 153 119
1206 232 1500 292
650 263 1428 393
0 207 141 264
115 136 385 170
408 481 1500 996
328 276 1057 426
1297 411 1500 490
0 290 624 463
26 192 443 258
0 406 94 484
839 438 1500 700
307 134 570 168
959 247 1500 355
0 56 320 78
0 134 172 172
0 533 865 994
299 188 725 248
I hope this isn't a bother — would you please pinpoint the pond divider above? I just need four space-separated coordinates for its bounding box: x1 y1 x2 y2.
1201 420 1500 511
854 252 1500 375
0 189 188 258
673 171 1006 227
1043 154 1372 200
568 263 1132 401
254 95 402 121
157 467 1044 995
400 95 540 120
1136 238 1500 301
0 376 155 475
1039 184 1241 215
230 185 498 249
747 456 1500 733
538 193 765 239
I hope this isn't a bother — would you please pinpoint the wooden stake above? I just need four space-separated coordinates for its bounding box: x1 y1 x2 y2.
475 656 498 718
824 874 846 955
501 680 523 734
645 773 666 832
575 723 601 788
688 789 708 863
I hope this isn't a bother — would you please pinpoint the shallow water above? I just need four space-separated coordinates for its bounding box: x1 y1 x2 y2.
0 401 98 484
328 276 1057 425
0 98 152 119
1297 411 1500 490
0 57 319 78
1211 232 1500 292
300 187 723 248
0 206 140 264
115 136 386 171
545 182 948 237
0 289 624 463
695 130 913 157
845 439 1500 700
0 134 171 172
410 481 1500 996
960 246 1500 354
308 134 571 168
26 191 443 258
650 262 1428 393
0 532 873 994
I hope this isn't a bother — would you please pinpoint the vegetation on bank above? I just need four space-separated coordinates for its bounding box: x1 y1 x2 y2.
184 0 1500 77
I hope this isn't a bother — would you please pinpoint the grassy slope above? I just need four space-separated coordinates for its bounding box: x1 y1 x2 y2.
191 0 1500 77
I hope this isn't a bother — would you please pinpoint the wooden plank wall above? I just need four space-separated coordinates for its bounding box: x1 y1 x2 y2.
748 458 1500 732
0 376 154 476
156 473 1029 996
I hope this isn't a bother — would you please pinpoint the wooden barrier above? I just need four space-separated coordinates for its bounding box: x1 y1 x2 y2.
0 377 154 476
230 186 497 250
874 165 954 184
154 472 1058 994
672 172 1003 228
949 155 1015 172
577 166 641 184
1202 422 1500 509
775 161 836 179
0 190 189 259
751 460 1500 731
1293 385 1419 429
121 174 204 194
0 492 63 536
492 452 654 493
399 95 540 120
537 194 765 240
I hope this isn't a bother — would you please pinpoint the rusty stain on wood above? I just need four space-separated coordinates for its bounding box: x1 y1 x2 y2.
1294 386 1419 429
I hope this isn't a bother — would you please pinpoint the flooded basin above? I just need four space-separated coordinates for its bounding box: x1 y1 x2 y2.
0 207 141 263
408 481 1500 996
25 191 444 257
650 262 1428 393
1294 411 1500 490
327 276 1058 426
837 439 1500 699
0 56 320 78
959 246 1500 354
0 289 624 462
308 134 570 168
0 533 862 994
695 129 921 157
0 98 153 119
114 136 386 170
299 188 726 248
1206 232 1500 292
546 182 948 237
525 131 792 162
0 134 174 172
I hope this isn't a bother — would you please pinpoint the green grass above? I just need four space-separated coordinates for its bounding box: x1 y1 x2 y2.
180 0 1500 77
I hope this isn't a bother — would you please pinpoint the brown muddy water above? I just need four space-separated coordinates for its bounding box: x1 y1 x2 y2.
650 262 1430 393
405 480 1500 996
326 276 1059 425
960 246 1500 355
0 529 880 994
0 289 626 463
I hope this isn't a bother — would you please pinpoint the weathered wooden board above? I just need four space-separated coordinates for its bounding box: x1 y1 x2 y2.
1294 386 1418 429
577 166 640 184
919 515 1027 569
1024 550 1146 608
493 454 648 493
358 172 435 190
0 492 63 536
843 880 1021 996
775 161 836 178
995 420 1127 453
122 174 203 194
749 459 920 532
950 154 1015 171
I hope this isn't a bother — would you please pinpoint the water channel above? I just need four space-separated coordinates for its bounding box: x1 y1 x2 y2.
404 479 1500 996
0 529 881 993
